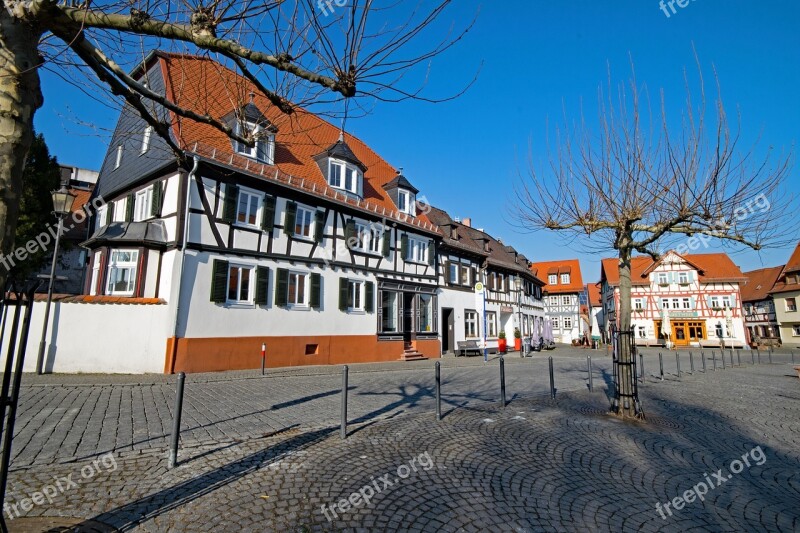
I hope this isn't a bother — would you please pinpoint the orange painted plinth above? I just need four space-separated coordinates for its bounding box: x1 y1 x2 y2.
165 335 440 374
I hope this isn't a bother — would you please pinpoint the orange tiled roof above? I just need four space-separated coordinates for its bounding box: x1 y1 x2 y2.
152 52 434 230
586 283 602 306
741 266 783 302
600 252 747 286
529 259 584 294
770 242 800 294
785 242 800 273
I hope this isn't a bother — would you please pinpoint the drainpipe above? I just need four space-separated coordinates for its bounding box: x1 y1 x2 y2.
169 155 200 373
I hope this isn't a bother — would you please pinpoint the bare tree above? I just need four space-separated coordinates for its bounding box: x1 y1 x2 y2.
515 61 795 418
0 0 475 290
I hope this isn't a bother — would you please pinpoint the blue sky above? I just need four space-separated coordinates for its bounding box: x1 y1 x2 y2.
34 0 800 282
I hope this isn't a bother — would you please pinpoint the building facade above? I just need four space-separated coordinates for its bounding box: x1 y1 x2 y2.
741 266 782 347
530 260 584 344
599 251 748 348
770 243 800 348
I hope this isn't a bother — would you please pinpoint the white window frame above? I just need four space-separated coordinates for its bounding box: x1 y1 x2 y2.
465 310 479 338
397 189 416 216
792 324 800 336
105 249 139 296
418 294 434 332
227 264 254 305
548 274 557 285
563 317 572 329
657 273 668 285
682 298 691 309
234 122 275 164
549 296 558 306
381 291 400 333
236 187 263 228
347 280 365 312
560 273 570 284
460 264 471 286
634 298 644 310
354 223 382 255
328 159 361 195
486 312 497 338
710 296 720 309
786 297 797 312
406 237 429 264
96 205 107 230
294 206 315 240
552 317 560 330
448 262 459 284
562 295 571 306
141 126 152 154
114 145 123 169
678 272 689 284
89 251 101 296
671 298 680 309
134 187 153 222
287 271 309 307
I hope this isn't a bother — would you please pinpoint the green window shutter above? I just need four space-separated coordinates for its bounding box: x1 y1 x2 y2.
344 220 356 248
314 210 326 243
261 196 276 231
428 241 435 266
310 273 322 309
400 234 408 259
210 260 229 302
125 193 134 222
284 201 297 236
105 203 114 225
151 182 163 217
255 266 270 305
339 278 349 311
471 267 477 287
365 282 374 313
444 260 451 284
222 184 239 223
382 229 391 257
275 268 289 307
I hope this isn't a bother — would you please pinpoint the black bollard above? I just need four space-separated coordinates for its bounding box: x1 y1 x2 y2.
689 351 695 374
435 361 442 421
261 342 266 376
659 352 664 381
587 355 594 392
341 366 348 439
737 350 741 367
757 349 761 365
751 349 756 365
729 349 734 368
769 347 773 364
676 352 681 378
701 351 707 373
168 372 186 469
548 356 556 400
499 356 506 408
712 350 717 371
793 350 796 365
639 352 645 382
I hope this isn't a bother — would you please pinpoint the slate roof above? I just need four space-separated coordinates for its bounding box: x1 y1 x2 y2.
82 221 168 248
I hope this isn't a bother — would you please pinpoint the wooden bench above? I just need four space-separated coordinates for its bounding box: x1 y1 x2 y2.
456 340 482 357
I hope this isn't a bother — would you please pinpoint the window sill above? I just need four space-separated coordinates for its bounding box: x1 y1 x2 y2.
234 222 262 230
291 234 314 242
287 304 311 311
347 309 366 314
225 302 256 308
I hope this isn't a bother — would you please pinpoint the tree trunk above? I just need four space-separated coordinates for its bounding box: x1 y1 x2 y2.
0 12 43 292
615 246 642 418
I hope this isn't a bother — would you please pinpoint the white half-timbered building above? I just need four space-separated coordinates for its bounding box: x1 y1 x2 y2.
599 251 748 348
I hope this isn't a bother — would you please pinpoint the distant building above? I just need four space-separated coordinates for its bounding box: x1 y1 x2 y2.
770 243 800 348
530 259 584 344
600 251 747 348
740 266 783 347
586 283 605 343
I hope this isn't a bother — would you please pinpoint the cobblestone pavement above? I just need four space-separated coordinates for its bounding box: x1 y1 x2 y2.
4 350 800 532
7 347 799 468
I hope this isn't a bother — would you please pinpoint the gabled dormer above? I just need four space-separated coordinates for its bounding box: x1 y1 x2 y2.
313 132 367 198
223 99 277 164
383 169 419 216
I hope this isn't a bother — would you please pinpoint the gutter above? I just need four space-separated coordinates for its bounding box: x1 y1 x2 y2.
168 155 200 374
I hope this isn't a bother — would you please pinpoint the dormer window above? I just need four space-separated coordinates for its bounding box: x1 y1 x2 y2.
234 122 275 164
397 189 416 216
328 159 361 195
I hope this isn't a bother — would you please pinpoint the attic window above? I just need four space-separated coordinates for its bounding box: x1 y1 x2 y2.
397 189 416 216
234 122 275 164
328 159 362 196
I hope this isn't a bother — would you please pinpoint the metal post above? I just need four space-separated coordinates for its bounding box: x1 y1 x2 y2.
701 351 707 373
639 352 644 382
35 215 65 375
435 362 441 421
658 352 664 381
689 352 695 374
261 342 266 376
168 372 186 469
757 348 761 364
340 366 348 439
676 352 681 378
768 347 773 364
792 350 796 365
721 349 726 370
499 356 506 407
729 349 734 368
587 355 594 392
548 356 555 400
712 350 717 371
751 349 755 365
737 350 741 367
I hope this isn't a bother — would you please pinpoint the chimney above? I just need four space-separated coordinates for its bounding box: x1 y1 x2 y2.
462 217 471 227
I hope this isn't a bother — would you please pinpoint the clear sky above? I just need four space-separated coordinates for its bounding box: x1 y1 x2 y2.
33 0 800 283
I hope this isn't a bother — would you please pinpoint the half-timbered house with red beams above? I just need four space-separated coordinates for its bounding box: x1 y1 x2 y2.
599 251 748 348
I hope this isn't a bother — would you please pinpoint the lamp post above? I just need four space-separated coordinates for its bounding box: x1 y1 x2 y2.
34 185 76 375
515 277 523 347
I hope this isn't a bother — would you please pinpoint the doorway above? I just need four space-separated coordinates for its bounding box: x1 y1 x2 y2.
403 292 416 346
442 308 454 354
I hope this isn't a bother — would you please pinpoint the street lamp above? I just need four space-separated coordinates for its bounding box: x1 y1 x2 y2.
34 185 76 375
515 276 523 354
